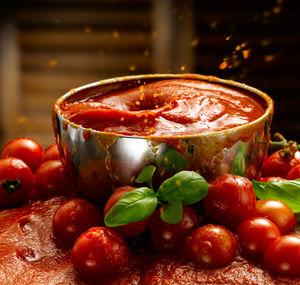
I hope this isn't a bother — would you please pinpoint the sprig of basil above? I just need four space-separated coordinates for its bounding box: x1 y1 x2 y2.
160 201 183 224
157 171 208 205
105 169 208 227
135 165 156 189
252 179 300 213
104 187 158 227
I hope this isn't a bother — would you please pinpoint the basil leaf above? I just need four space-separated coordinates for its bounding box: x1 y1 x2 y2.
231 140 247 177
158 149 187 172
252 180 300 212
104 187 158 227
160 201 183 224
157 171 208 205
135 165 156 189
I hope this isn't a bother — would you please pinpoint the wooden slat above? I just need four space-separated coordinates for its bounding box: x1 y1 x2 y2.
19 29 152 50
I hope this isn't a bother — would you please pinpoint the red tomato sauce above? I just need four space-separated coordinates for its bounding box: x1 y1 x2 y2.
60 79 266 137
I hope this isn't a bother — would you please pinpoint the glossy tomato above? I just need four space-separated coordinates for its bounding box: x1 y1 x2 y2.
0 158 34 207
53 198 103 245
261 150 300 178
286 163 300 180
264 235 300 277
259 177 286 182
236 217 281 260
1 138 43 172
255 199 296 235
185 224 237 267
42 144 61 163
204 174 256 229
34 160 76 199
104 186 150 238
71 227 130 279
150 205 201 252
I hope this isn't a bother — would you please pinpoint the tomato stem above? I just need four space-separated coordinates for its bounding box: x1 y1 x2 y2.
1 179 22 194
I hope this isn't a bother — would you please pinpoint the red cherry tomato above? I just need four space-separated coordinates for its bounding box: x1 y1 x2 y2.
53 198 103 245
264 235 300 277
261 150 300 178
0 158 34 207
42 144 61 163
204 174 256 229
286 163 300 180
34 160 76 199
71 227 130 279
1 138 43 173
259 176 286 182
236 217 281 260
185 224 237 267
150 205 201 252
104 186 150 238
255 199 296 235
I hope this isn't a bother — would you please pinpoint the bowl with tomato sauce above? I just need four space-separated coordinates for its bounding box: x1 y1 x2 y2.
53 74 273 203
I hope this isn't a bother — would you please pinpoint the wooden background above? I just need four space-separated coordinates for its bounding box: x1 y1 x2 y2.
0 0 299 149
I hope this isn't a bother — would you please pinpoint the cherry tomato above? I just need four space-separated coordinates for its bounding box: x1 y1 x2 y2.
71 227 130 279
259 176 286 182
0 158 34 207
185 224 237 267
261 150 300 178
34 160 76 199
42 144 61 163
53 198 103 245
286 163 300 180
204 174 256 229
1 138 43 172
236 217 281 260
150 205 201 252
264 235 300 277
255 199 296 235
104 186 150 238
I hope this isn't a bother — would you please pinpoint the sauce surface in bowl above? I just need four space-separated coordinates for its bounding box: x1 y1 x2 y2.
60 79 266 137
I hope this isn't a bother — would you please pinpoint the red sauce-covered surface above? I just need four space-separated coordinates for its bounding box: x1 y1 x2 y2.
1 196 300 285
60 79 265 137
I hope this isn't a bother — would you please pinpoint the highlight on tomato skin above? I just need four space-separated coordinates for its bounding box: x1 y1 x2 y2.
104 186 151 238
0 157 34 207
1 137 43 173
236 217 281 261
264 235 300 277
255 199 296 235
71 227 130 279
184 224 237 267
53 198 103 245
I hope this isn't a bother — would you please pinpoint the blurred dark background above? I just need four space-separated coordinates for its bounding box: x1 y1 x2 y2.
0 0 299 148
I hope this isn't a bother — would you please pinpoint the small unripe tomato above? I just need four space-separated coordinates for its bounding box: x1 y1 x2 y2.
185 224 237 267
255 199 296 235
71 227 130 279
204 174 256 229
236 217 281 260
150 205 201 252
53 198 103 245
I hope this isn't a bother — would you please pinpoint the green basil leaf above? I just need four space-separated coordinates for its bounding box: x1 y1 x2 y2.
252 179 300 212
157 171 208 205
135 165 156 189
158 149 187 172
160 201 183 224
231 140 248 177
104 187 158 227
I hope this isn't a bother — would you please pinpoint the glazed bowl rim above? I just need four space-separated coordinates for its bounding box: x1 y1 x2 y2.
53 73 274 139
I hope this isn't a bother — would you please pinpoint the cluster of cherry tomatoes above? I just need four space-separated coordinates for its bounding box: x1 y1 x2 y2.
1 137 300 280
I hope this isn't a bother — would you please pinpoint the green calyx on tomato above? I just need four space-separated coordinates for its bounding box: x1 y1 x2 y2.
252 179 300 213
104 167 208 227
1 179 22 194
